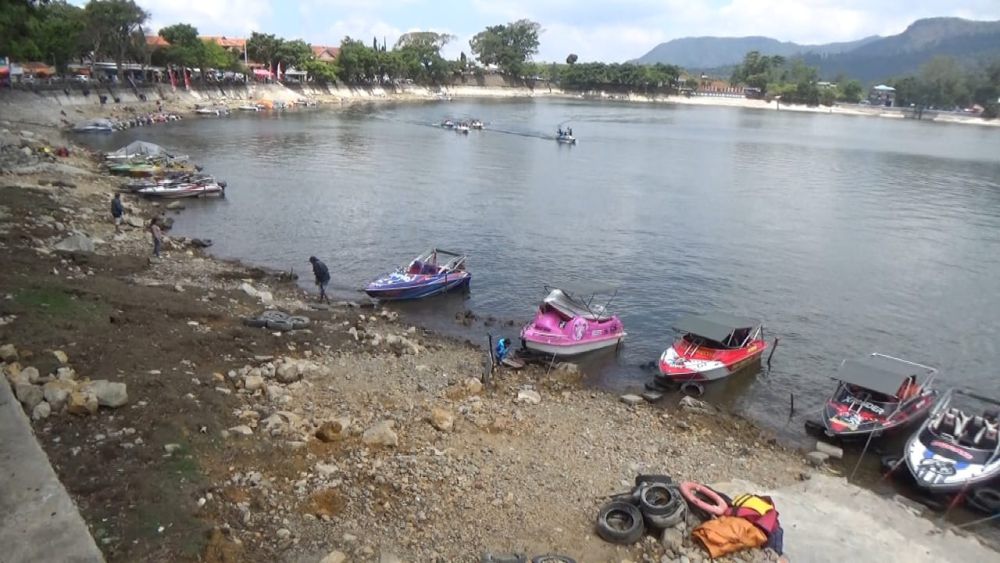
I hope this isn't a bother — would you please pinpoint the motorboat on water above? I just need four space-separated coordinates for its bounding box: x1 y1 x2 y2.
816 353 939 439
455 123 470 134
441 120 455 129
556 133 576 144
656 313 766 383
902 390 1000 493
136 181 225 199
520 285 626 356
470 120 484 130
122 173 219 193
365 249 471 300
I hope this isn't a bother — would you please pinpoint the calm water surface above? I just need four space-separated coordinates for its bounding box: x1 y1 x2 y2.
84 99 1000 441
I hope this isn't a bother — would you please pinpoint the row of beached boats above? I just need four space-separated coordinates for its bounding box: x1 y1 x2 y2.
360 249 1000 503
103 141 227 199
197 99 319 116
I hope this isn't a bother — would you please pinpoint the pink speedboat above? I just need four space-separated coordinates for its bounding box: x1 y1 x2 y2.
521 285 626 356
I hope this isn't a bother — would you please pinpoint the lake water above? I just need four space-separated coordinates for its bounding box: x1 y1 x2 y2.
84 99 1000 440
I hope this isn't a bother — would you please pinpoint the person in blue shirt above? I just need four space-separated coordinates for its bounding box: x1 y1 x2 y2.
309 256 331 303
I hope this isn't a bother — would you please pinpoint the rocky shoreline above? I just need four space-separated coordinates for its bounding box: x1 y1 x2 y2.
2 122 997 562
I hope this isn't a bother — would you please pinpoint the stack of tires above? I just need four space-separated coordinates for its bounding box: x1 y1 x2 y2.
242 310 310 332
595 475 687 545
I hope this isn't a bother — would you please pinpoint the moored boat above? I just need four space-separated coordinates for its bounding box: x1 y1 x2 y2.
365 249 471 300
902 390 1000 493
520 285 626 356
136 181 225 199
656 313 766 383
818 353 939 439
237 104 261 111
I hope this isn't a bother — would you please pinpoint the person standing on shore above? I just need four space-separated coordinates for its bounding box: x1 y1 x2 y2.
150 218 163 258
111 193 124 232
309 256 331 303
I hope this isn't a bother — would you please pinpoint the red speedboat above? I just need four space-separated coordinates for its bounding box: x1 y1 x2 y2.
819 353 938 439
656 313 766 383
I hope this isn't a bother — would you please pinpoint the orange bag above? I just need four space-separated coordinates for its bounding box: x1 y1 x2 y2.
691 516 767 558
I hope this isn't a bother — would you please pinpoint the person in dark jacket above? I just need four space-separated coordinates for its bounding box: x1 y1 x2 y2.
111 193 124 232
309 256 331 303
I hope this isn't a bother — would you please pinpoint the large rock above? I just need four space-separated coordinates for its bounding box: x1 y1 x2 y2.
21 366 41 384
243 374 265 391
32 401 51 420
55 367 76 381
53 233 95 253
275 361 301 384
43 379 77 410
315 417 350 442
429 407 455 432
14 383 44 409
679 396 711 413
165 201 185 210
362 420 398 447
81 380 128 408
67 391 99 415
239 283 274 307
0 343 17 362
516 389 541 405
661 527 685 556
51 350 68 364
320 551 348 563
125 216 145 228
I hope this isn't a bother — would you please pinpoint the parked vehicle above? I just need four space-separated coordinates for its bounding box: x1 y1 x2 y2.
364 249 471 300
656 313 766 383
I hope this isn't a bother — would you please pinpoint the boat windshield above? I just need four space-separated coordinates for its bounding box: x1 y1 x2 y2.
835 384 898 415
682 332 740 350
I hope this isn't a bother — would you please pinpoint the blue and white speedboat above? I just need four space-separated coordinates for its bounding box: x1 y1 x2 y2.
364 249 470 300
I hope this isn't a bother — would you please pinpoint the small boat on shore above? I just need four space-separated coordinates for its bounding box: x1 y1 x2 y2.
365 249 471 300
72 118 115 133
521 285 626 356
195 107 230 116
656 313 766 383
901 390 1000 493
137 181 225 199
237 104 261 112
816 353 939 440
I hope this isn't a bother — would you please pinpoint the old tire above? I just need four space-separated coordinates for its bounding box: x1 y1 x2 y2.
880 455 902 474
640 483 686 529
260 310 289 322
635 474 673 488
968 487 1000 514
288 316 310 329
242 317 267 328
595 501 644 545
680 381 705 397
266 319 294 331
531 556 576 563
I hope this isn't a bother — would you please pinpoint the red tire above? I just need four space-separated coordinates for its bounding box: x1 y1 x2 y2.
679 481 728 516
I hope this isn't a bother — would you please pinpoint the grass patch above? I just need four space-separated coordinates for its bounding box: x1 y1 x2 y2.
13 286 108 320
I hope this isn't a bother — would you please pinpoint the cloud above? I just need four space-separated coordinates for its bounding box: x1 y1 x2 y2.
324 17 404 47
137 0 269 36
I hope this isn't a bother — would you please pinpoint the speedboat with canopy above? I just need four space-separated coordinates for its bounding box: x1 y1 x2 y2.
364 249 471 300
656 313 766 382
818 353 939 439
902 390 1000 493
520 284 626 356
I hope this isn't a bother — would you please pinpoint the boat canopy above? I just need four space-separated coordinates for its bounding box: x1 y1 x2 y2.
107 140 170 158
674 312 760 343
543 288 611 321
835 353 937 397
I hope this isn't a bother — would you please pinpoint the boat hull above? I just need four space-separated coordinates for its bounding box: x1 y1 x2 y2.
821 391 936 439
657 339 766 382
520 310 626 357
905 433 1000 493
364 273 470 301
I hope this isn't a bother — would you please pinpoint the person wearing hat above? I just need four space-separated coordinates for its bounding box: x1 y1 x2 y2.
308 256 331 303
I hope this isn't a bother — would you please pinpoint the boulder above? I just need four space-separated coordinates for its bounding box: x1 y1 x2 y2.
315 417 350 442
32 401 51 421
67 391 99 415
52 350 69 364
239 283 274 307
516 389 541 405
429 407 455 432
661 527 684 556
0 343 18 362
679 396 711 413
165 201 185 210
620 394 643 406
21 366 41 384
43 379 77 410
243 374 265 391
81 380 128 408
275 361 301 384
362 420 398 447
125 216 145 228
228 425 254 436
53 233 95 253
55 367 76 381
14 383 44 409
806 451 830 467
320 551 348 563
463 377 483 395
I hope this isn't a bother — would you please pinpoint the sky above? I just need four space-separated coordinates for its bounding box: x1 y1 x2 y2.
128 0 1000 62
